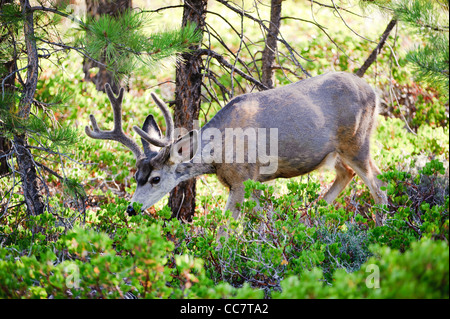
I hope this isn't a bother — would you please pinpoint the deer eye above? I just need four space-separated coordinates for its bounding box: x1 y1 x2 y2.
150 176 161 185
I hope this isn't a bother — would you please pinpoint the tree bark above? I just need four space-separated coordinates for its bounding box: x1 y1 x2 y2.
15 0 45 216
82 0 131 93
356 19 397 78
0 0 15 177
261 0 283 89
0 135 10 177
169 0 207 222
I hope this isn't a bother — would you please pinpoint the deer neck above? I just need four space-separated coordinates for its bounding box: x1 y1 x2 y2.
175 160 216 183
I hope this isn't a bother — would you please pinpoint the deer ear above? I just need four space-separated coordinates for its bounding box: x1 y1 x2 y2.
141 115 162 158
169 130 199 164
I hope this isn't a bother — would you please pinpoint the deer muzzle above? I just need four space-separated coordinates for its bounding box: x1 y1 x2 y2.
126 204 137 216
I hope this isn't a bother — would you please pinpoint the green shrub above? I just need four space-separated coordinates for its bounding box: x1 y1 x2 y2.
274 239 449 299
373 159 449 251
186 179 374 293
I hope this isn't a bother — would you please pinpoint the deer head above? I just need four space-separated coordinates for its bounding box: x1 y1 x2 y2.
85 84 198 215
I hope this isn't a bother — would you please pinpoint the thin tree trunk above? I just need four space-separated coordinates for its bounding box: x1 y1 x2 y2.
169 0 207 222
0 0 15 177
0 135 10 177
82 0 131 93
356 19 397 77
15 0 45 216
261 0 283 89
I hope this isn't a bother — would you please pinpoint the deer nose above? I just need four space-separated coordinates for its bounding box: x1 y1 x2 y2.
126 205 136 216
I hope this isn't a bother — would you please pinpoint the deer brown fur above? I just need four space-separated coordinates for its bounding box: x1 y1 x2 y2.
86 72 387 227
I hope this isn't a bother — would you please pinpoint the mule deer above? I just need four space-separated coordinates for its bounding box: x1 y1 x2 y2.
85 72 387 226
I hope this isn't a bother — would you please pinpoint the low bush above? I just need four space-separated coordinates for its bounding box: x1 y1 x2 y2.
0 154 448 298
274 239 449 299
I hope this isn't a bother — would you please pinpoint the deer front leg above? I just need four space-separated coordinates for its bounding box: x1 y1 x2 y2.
217 185 245 246
224 186 245 219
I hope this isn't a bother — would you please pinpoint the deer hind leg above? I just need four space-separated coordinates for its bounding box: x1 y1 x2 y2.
341 155 387 226
322 157 356 204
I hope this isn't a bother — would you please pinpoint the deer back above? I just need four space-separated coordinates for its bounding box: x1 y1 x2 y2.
198 72 379 182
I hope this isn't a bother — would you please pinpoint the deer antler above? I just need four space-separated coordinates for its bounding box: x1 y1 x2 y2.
133 92 175 147
85 83 144 160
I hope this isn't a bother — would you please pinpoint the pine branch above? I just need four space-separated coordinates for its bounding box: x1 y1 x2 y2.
197 49 268 90
215 0 311 78
79 9 201 79
35 161 63 181
1 65 27 99
29 5 86 28
308 0 367 18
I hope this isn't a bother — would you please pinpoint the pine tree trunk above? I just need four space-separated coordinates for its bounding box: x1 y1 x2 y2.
261 0 283 89
15 0 45 216
82 0 131 93
0 135 10 177
0 0 15 177
169 0 207 222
